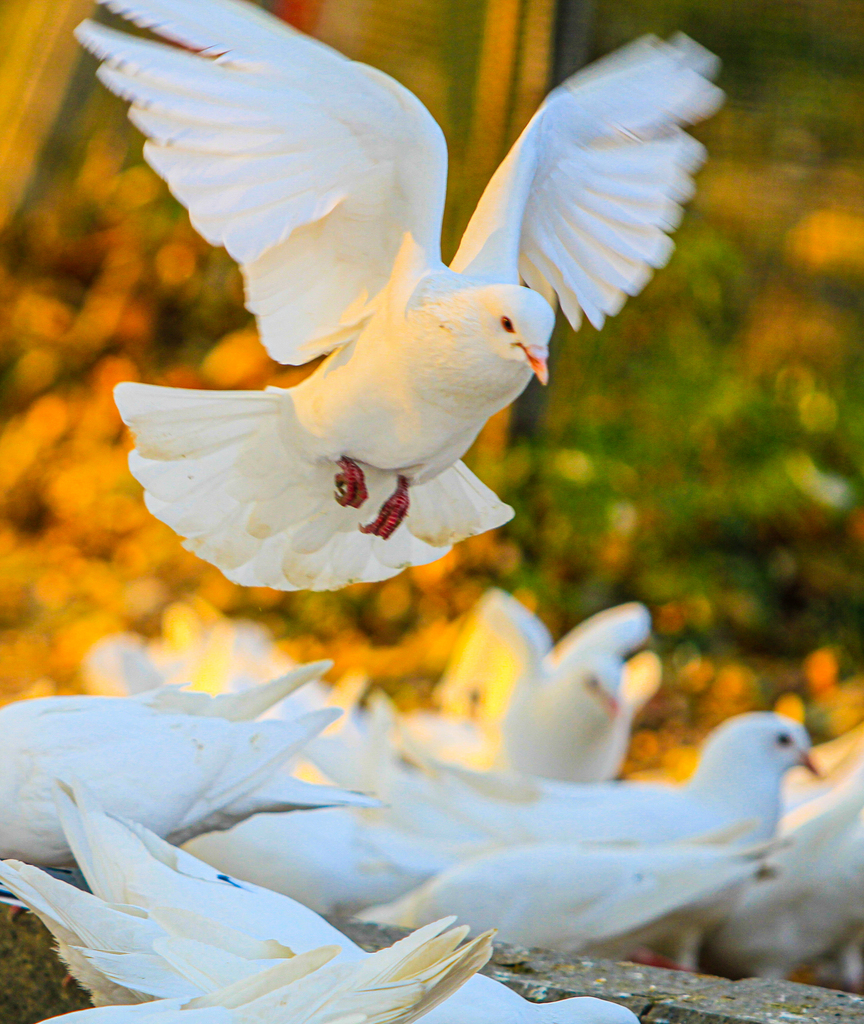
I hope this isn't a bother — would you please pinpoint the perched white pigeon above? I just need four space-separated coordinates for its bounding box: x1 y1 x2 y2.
0 662 375 865
405 594 657 781
361 831 773 969
308 710 817 849
703 778 864 987
8 781 637 1024
186 712 814 917
76 0 723 591
186 710 795 920
32 905 492 1024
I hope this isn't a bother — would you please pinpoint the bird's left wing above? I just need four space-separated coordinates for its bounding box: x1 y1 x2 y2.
451 34 723 330
77 0 448 365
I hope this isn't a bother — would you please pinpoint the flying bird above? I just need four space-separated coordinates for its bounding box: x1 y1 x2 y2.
77 0 723 590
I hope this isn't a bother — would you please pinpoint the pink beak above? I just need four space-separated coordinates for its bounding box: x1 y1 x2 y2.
800 751 821 777
603 693 620 718
520 344 549 385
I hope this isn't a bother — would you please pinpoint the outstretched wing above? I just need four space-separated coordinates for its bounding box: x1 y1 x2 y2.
77 0 448 364
451 34 723 330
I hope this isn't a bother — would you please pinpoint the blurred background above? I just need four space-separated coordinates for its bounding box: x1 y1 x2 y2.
1 0 863 775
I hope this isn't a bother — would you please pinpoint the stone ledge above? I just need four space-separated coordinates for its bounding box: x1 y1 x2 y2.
336 920 864 1024
2 908 862 1024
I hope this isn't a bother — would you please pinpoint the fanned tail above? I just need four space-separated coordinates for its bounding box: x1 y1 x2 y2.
116 382 510 590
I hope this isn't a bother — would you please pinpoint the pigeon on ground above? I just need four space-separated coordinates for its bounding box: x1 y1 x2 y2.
309 710 816 848
32 907 492 1024
76 0 723 591
405 595 657 782
703 778 864 987
0 662 375 865
5 781 637 1024
184 712 812 916
361 831 774 969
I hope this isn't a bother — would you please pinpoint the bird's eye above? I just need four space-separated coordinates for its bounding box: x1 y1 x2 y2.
501 316 515 333
586 676 600 690
776 733 793 747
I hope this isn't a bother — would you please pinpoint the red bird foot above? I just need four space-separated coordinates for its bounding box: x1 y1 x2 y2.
628 948 694 972
360 475 409 539
334 456 368 508
7 905 26 922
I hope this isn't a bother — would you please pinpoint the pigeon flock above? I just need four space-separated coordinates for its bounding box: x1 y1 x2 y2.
6 592 864 1024
5 0 858 1021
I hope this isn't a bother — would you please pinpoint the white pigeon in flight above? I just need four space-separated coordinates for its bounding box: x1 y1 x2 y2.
76 0 723 591
0 662 375 865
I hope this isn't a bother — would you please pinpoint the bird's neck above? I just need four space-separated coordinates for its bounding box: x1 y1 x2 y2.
684 755 782 838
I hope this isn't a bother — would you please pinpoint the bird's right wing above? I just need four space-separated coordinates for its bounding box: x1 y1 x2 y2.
77 0 448 365
547 603 652 671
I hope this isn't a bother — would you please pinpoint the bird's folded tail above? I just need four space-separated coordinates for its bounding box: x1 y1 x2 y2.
116 381 512 591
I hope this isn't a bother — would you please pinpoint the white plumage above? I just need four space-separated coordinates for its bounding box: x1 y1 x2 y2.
0 662 375 865
704 778 864 987
360 835 773 970
76 0 722 590
404 594 658 782
184 710 813 920
27 847 495 1024
5 782 638 1024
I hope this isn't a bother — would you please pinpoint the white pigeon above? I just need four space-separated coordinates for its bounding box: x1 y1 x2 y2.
185 711 814 918
361 831 773 969
6 782 638 1024
404 594 657 781
703 777 864 987
500 605 657 781
0 662 376 865
82 602 296 699
32 905 493 1024
307 710 818 848
76 0 723 591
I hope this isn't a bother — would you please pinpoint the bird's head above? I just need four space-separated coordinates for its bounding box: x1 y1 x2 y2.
468 283 555 384
689 712 817 791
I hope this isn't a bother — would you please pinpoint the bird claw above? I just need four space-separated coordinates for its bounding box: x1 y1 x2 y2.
360 475 409 539
334 457 368 508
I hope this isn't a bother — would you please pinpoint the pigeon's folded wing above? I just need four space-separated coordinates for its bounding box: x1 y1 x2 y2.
77 0 448 364
451 34 723 330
